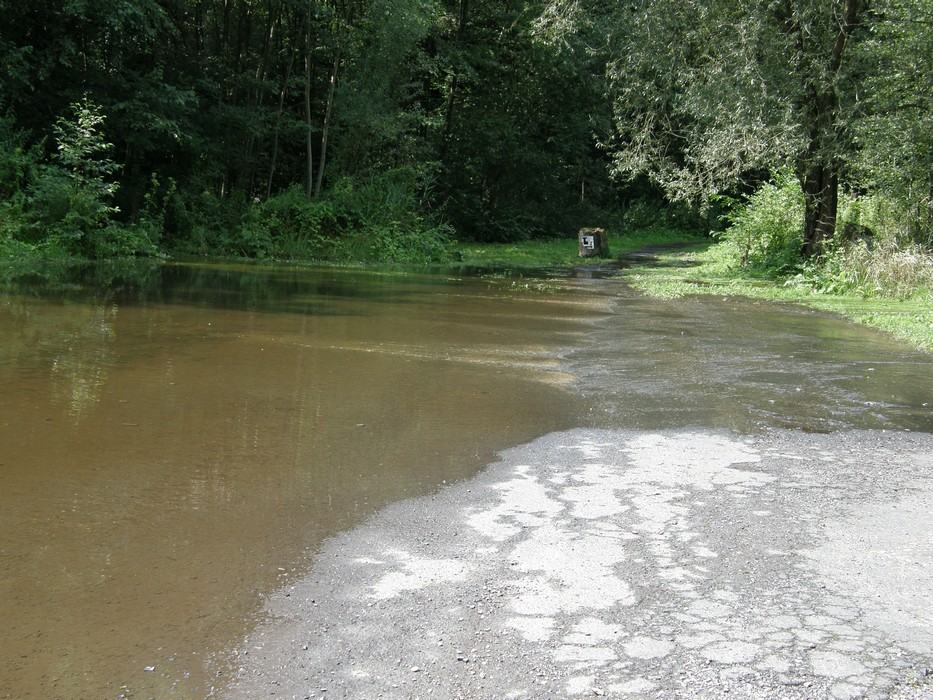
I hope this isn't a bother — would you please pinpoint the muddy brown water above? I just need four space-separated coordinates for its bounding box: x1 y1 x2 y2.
1 261 930 700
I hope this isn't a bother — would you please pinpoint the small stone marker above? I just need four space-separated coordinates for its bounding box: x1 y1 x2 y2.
578 227 609 258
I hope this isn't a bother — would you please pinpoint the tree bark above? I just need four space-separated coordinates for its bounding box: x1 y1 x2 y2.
266 44 295 200
795 0 860 259
801 159 839 259
304 2 315 199
314 45 340 198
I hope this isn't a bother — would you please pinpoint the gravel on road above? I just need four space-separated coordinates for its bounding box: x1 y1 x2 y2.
218 428 933 700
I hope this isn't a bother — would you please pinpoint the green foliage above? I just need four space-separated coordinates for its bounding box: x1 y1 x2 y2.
618 239 932 351
717 172 804 273
605 0 799 204
453 228 706 271
26 99 117 254
620 198 705 233
851 0 933 244
234 186 340 260
427 0 613 242
22 99 158 258
0 114 37 246
0 114 36 201
53 98 120 194
0 0 927 276
605 0 868 257
801 237 933 300
217 170 452 264
325 169 452 263
846 194 909 243
0 100 162 260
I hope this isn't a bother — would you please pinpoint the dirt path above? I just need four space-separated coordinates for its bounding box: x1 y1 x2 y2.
217 428 933 699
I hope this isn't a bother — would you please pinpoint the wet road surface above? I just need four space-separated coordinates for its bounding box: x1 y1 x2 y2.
221 428 933 699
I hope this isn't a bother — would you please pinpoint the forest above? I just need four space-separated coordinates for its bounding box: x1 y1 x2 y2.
0 0 930 277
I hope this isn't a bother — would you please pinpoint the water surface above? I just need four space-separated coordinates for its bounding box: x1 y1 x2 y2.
0 263 597 699
1 261 930 699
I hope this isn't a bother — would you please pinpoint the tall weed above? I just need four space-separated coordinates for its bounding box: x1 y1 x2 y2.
717 171 804 273
813 238 933 299
232 170 452 264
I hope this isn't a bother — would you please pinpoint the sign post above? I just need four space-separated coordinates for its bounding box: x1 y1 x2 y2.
577 227 609 258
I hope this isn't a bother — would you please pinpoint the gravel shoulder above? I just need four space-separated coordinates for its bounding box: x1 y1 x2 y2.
218 427 933 699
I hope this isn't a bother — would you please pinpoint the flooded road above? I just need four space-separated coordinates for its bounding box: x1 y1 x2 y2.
0 261 930 699
566 290 933 433
0 263 597 699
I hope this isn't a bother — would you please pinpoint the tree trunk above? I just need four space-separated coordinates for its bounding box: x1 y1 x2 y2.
801 161 838 259
304 5 315 199
266 45 295 200
793 0 859 259
314 45 340 198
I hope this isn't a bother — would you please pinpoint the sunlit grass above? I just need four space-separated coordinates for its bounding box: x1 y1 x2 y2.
621 241 933 352
452 228 706 269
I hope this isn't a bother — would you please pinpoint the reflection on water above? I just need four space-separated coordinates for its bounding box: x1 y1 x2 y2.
0 263 597 699
0 261 930 699
49 304 118 419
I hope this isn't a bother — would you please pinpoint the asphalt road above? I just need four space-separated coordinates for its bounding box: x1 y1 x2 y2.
218 427 933 699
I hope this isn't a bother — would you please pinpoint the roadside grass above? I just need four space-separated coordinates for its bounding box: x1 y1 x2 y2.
621 240 933 352
452 228 706 270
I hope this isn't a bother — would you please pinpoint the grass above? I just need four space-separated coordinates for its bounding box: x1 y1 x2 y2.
452 228 706 270
452 230 932 353
619 239 933 352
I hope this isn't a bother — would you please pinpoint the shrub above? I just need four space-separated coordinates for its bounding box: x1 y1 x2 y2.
326 170 452 263
0 115 37 202
5 98 163 259
340 220 454 264
717 171 804 273
840 192 927 245
232 170 453 264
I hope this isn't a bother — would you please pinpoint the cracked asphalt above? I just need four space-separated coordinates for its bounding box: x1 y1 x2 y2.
219 427 933 699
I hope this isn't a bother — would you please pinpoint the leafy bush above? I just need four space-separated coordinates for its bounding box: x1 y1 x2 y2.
840 192 925 245
0 115 37 249
2 98 159 259
717 171 804 273
227 170 453 264
340 220 454 264
792 190 931 299
242 185 341 259
0 115 37 202
327 170 452 263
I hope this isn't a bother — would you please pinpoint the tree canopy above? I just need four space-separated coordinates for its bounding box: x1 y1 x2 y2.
0 0 929 261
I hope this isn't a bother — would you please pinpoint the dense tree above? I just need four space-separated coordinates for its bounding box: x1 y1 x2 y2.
0 0 929 260
851 0 933 243
604 0 866 257
430 0 613 239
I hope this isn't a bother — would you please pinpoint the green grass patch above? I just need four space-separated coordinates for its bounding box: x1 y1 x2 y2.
452 228 706 270
621 240 933 352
